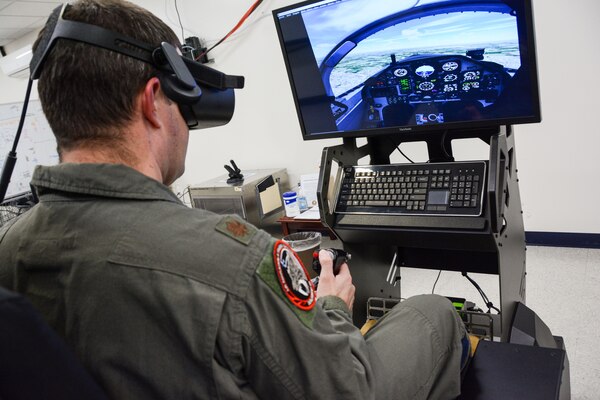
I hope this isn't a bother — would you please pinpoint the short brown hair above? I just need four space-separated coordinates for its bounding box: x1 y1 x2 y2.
33 0 179 154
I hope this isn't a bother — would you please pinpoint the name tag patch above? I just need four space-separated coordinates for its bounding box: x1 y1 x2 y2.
273 240 315 311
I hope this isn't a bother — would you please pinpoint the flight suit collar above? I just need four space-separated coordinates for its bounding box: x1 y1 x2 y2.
31 163 181 203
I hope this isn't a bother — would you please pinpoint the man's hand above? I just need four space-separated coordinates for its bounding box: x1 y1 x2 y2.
315 249 355 310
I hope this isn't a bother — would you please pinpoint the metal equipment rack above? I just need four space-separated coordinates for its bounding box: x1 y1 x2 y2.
317 125 525 341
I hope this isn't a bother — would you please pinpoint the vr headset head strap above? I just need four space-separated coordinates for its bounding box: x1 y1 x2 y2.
30 3 244 91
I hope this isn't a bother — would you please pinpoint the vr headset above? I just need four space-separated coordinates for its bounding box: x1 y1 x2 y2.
31 3 245 130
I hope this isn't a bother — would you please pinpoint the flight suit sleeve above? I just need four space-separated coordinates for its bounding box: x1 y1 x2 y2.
239 240 375 400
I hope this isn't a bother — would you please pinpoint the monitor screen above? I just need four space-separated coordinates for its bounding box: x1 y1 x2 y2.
273 0 541 140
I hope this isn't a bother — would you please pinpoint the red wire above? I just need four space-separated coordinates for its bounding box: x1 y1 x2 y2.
196 0 263 61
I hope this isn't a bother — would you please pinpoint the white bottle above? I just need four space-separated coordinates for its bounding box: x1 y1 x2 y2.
282 191 300 217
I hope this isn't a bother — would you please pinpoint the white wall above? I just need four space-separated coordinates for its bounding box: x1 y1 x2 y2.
511 0 600 233
0 0 598 234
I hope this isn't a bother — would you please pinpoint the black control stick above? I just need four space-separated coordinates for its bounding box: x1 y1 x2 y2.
311 248 351 288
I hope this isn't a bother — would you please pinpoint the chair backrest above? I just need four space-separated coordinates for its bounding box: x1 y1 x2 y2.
0 287 108 400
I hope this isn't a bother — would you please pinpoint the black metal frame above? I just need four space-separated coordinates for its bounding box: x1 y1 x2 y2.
317 125 526 341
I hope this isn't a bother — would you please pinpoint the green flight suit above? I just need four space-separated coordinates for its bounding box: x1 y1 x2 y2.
0 163 464 399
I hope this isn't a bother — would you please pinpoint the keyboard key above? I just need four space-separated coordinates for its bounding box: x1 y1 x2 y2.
365 200 388 207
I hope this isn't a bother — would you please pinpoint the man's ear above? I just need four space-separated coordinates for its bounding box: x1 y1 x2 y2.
141 77 163 129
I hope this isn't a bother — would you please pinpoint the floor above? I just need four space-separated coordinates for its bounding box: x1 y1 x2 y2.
394 245 600 400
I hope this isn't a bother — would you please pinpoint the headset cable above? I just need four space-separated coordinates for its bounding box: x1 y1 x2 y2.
0 78 34 204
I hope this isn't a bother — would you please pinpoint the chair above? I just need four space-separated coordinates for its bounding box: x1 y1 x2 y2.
0 287 108 400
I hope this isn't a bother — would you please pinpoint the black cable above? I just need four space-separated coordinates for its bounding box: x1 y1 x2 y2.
0 78 34 204
462 272 501 314
387 137 415 163
11 78 33 154
440 130 452 159
396 145 414 163
431 270 442 294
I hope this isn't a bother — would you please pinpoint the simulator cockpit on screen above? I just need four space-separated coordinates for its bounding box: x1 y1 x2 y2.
273 0 540 140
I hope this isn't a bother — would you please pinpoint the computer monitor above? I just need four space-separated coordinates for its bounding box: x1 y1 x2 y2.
0 100 58 205
273 0 541 140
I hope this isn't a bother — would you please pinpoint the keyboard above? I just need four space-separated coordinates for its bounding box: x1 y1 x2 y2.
335 161 486 216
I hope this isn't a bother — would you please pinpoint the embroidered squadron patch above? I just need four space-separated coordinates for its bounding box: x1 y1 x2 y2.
273 240 316 311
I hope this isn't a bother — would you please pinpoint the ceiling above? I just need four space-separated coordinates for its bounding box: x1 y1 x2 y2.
0 0 63 48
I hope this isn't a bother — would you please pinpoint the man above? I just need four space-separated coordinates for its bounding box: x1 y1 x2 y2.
0 0 467 398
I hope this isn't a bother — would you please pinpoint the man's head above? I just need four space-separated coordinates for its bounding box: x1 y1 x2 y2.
33 0 187 181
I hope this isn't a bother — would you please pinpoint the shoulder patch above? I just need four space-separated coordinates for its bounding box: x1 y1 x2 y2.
215 216 257 245
273 240 316 311
256 243 316 329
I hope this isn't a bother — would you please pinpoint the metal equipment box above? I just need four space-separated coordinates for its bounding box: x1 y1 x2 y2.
188 168 289 230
